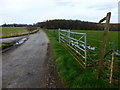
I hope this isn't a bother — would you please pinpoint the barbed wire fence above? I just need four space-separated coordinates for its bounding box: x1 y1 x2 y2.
47 28 120 86
46 12 120 86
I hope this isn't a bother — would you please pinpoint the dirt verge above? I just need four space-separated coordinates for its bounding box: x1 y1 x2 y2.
43 43 66 88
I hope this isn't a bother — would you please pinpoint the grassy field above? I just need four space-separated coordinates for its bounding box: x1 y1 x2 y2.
72 30 119 50
45 29 119 88
1 27 39 49
1 27 28 38
48 29 119 48
1 27 38 38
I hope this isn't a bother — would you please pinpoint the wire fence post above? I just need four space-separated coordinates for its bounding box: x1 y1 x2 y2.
59 28 60 43
97 12 111 79
84 34 87 68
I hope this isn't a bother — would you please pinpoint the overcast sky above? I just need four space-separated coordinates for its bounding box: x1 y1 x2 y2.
0 0 119 25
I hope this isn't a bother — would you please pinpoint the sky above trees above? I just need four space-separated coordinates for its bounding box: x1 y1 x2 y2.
0 0 119 25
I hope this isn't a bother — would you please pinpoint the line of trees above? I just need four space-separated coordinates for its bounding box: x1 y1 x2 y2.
36 19 119 31
1 23 31 27
26 26 38 32
1 19 119 31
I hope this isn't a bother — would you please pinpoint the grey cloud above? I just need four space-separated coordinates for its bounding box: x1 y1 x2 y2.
97 4 116 10
0 0 118 24
88 2 117 11
118 1 120 23
56 1 75 7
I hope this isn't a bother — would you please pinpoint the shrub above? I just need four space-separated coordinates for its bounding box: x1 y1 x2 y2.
26 26 38 32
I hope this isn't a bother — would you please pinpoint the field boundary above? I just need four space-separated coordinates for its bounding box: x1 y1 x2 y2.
47 28 119 87
1 29 39 38
45 29 117 88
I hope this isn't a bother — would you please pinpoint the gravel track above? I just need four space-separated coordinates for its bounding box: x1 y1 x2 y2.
2 30 64 88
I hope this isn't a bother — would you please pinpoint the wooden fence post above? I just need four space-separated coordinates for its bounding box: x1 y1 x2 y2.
109 51 114 83
97 12 111 79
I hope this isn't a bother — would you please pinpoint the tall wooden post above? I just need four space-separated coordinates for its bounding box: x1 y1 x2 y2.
97 12 111 79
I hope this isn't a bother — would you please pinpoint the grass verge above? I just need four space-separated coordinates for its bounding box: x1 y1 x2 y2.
45 30 117 88
1 42 15 50
2 29 39 38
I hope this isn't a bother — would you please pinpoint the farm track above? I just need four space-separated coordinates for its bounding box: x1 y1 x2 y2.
2 30 64 88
